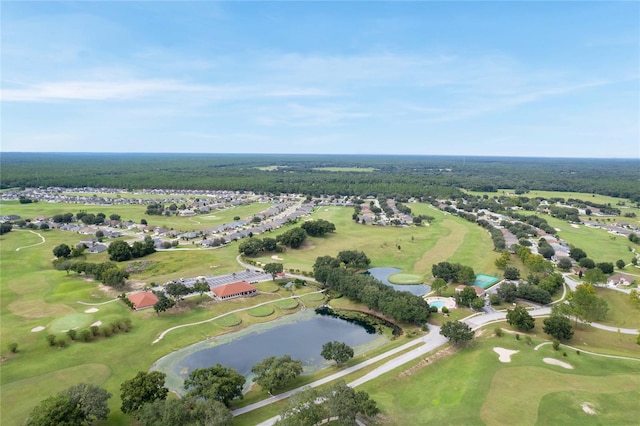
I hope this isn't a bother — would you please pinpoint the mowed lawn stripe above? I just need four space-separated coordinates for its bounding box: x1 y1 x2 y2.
481 367 639 426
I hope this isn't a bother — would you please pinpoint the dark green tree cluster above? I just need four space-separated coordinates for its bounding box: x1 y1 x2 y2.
52 213 74 223
276 381 379 426
238 237 278 256
145 203 165 215
506 306 535 331
251 355 303 394
321 341 354 365
0 222 13 235
108 237 155 262
59 261 129 288
537 238 555 260
440 320 475 346
337 250 371 268
431 261 476 285
183 364 245 407
300 219 336 237
277 227 307 248
476 220 506 250
314 255 429 324
26 383 111 426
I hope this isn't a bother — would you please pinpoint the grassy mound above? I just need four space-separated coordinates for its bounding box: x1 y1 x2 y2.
49 314 93 333
388 273 424 284
214 314 242 327
247 305 275 317
300 292 326 303
274 299 299 310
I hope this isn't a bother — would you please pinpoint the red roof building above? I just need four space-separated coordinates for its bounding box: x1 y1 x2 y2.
211 281 258 300
127 291 159 310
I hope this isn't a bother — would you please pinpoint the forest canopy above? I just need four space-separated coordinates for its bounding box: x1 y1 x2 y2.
2 153 638 201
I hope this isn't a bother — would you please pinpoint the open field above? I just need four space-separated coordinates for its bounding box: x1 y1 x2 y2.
251 205 499 278
595 287 640 330
311 167 376 172
358 330 640 426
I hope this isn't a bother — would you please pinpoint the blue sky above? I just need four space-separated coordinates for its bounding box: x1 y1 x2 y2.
2 1 638 157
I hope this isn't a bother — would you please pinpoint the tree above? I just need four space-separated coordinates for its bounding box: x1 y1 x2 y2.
238 238 264 256
456 286 478 307
107 240 132 261
569 247 588 261
457 266 476 285
538 244 555 260
263 263 284 280
39 223 50 230
277 227 307 249
503 266 520 280
0 223 12 235
616 259 626 270
53 244 72 259
570 283 609 322
440 321 474 346
64 383 111 423
25 394 84 426
321 341 354 366
184 364 245 407
120 371 168 414
557 257 573 271
153 295 175 316
165 282 190 303
506 306 535 331
596 262 614 274
584 268 607 285
337 250 370 268
431 277 447 296
136 398 190 426
110 213 121 221
193 280 210 301
301 219 336 237
578 257 595 269
543 313 574 340
262 237 278 252
251 355 303 394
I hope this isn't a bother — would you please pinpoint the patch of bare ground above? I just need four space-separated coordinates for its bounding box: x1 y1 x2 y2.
398 345 457 378
96 283 121 297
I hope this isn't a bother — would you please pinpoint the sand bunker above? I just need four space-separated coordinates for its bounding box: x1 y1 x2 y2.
30 326 45 332
571 224 580 228
91 321 102 327
493 347 519 363
581 402 597 415
271 255 284 260
543 358 574 369
84 308 99 313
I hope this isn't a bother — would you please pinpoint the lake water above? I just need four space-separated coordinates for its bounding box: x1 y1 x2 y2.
152 310 388 395
367 267 431 296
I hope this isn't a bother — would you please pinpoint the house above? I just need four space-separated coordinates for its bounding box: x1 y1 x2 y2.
607 273 635 287
211 281 257 300
127 291 159 310
87 244 108 254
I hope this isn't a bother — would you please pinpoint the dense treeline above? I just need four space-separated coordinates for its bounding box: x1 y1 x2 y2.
313 255 430 324
2 153 638 201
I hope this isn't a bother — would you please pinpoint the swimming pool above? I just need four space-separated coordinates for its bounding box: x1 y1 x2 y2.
429 301 445 309
473 274 500 289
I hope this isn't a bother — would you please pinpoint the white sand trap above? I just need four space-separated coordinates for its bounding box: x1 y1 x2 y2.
493 347 519 363
554 228 562 231
581 402 597 415
271 255 284 260
91 321 102 327
543 358 574 369
84 308 99 313
571 224 580 228
31 326 45 332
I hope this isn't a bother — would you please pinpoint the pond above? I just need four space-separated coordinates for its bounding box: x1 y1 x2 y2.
367 267 431 296
152 310 389 395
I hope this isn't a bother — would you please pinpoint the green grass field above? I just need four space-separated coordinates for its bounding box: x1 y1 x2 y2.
3 199 637 425
251 205 499 278
358 332 640 426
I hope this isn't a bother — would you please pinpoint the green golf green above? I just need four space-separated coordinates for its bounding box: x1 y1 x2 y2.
49 314 92 333
388 273 424 284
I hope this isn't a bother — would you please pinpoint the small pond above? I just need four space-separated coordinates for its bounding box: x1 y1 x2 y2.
152 310 389 395
367 267 431 296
